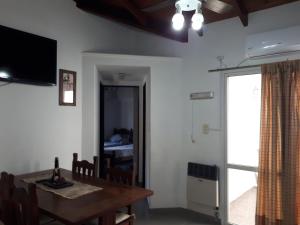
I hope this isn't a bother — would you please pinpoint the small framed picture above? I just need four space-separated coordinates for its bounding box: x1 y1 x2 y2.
59 69 76 106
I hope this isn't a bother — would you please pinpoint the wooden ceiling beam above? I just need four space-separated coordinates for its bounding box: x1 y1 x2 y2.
230 0 248 26
142 0 173 13
103 0 148 25
73 0 299 43
75 0 189 42
203 0 233 14
133 0 169 9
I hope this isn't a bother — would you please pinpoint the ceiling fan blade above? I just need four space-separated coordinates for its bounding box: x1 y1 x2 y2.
141 0 174 13
203 0 233 14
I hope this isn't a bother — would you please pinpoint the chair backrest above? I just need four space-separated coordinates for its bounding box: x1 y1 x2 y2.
0 172 15 201
2 183 39 225
107 167 135 186
72 153 98 177
0 172 15 221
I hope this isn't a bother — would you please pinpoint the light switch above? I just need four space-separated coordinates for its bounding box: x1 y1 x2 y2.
203 124 209 134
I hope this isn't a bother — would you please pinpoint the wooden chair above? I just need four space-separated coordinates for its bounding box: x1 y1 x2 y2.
104 167 136 225
2 183 39 225
0 172 15 222
107 167 135 186
1 183 63 225
72 153 99 177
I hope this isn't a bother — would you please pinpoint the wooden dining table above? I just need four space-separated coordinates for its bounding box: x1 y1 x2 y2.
16 169 153 225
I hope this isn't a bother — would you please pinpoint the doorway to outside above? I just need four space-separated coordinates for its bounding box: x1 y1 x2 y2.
99 73 147 187
226 72 262 225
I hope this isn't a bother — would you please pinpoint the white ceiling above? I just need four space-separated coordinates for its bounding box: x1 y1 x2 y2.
98 65 149 83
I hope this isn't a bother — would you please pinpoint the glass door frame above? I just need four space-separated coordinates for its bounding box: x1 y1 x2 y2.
223 67 261 225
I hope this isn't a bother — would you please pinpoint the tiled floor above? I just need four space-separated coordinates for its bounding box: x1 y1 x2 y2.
87 200 220 225
134 200 220 225
229 187 257 225
135 207 220 225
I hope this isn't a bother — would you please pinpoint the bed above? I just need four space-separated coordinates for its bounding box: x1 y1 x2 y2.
104 128 134 168
104 144 133 158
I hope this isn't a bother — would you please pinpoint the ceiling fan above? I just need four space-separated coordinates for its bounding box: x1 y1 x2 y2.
142 0 233 31
142 0 233 14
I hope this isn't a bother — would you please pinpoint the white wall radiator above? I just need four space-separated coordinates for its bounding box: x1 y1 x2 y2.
187 162 219 218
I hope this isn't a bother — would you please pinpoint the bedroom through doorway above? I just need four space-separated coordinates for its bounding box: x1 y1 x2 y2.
99 70 147 188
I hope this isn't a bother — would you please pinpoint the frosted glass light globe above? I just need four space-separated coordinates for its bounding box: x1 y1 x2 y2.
172 13 185 31
191 13 204 30
0 72 10 79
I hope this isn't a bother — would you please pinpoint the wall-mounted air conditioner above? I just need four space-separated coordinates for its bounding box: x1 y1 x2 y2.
246 25 300 59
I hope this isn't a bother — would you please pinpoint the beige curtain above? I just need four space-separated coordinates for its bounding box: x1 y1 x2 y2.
256 60 300 225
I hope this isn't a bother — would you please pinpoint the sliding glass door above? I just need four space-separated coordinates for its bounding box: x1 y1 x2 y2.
226 73 261 225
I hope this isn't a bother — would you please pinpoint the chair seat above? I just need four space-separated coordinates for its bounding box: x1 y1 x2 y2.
115 212 132 224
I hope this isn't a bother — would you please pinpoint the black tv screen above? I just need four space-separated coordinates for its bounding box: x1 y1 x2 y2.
0 25 57 86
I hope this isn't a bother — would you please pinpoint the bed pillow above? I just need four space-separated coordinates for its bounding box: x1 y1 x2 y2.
110 134 122 143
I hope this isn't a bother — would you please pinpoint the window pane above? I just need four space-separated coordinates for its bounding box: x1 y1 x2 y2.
228 168 257 225
227 74 261 167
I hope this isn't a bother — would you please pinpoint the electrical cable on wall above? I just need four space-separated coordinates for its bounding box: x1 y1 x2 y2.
190 101 196 143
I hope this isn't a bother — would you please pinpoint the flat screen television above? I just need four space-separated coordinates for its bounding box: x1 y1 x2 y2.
0 25 57 86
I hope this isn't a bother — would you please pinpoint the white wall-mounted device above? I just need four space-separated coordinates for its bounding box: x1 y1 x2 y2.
190 91 214 100
187 163 220 218
246 25 300 58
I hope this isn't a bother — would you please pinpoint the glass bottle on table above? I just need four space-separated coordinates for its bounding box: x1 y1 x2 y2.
52 157 61 182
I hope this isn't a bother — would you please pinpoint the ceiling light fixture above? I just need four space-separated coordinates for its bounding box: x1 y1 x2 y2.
0 71 10 79
172 3 185 31
172 0 204 31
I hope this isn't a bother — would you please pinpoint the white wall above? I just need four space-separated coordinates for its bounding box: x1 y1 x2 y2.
0 0 138 174
132 1 300 222
82 53 183 208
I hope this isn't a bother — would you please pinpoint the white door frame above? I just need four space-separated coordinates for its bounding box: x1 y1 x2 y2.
222 67 261 225
81 53 184 208
99 80 146 185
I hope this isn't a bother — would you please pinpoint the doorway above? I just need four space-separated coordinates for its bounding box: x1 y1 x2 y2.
99 84 146 187
226 72 261 225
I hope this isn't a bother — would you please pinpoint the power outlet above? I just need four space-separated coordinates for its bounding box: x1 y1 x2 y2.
203 124 209 134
